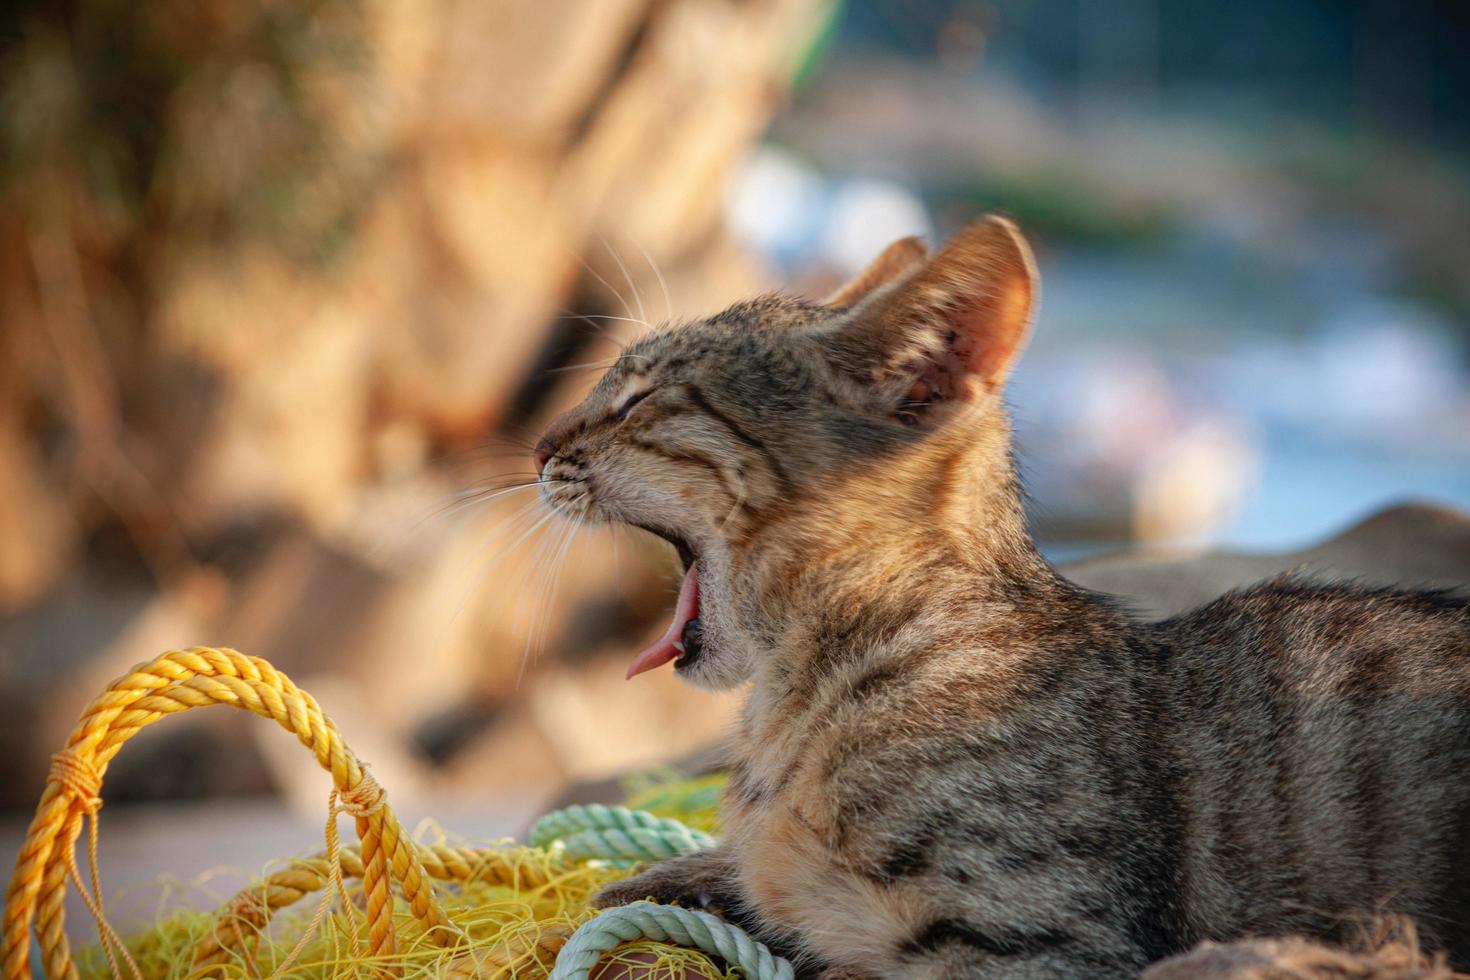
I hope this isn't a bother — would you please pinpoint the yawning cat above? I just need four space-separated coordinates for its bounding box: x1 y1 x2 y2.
534 216 1470 978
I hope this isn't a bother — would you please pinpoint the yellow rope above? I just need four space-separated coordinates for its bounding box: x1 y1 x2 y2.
260 786 355 979
2 648 452 980
47 751 141 980
187 844 574 973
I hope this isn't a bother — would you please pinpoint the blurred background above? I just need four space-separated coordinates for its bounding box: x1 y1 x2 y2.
1 0 1468 859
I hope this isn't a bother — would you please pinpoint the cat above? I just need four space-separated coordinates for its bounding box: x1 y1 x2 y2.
533 216 1470 978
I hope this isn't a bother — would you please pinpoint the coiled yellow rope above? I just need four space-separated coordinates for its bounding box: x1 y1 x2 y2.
1 647 452 980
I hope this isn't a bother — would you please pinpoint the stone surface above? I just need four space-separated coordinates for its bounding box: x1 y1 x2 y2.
1066 502 1470 620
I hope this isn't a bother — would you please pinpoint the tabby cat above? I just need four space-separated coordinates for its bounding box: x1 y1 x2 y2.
534 216 1470 978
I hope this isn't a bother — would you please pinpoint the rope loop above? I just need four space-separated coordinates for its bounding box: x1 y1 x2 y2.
550 903 795 980
2 647 451 980
533 806 798 978
49 750 103 814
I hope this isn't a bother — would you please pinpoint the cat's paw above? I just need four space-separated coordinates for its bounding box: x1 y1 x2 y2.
591 862 730 912
591 873 675 909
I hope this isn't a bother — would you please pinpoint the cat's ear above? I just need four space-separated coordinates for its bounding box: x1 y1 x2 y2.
822 236 928 307
830 215 1037 418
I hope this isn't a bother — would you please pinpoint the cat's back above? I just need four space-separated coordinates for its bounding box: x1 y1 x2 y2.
1154 577 1470 962
1161 577 1470 688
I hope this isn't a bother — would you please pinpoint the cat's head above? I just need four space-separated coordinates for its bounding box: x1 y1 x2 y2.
536 216 1039 690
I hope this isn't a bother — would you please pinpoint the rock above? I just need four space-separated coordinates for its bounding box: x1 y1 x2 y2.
1065 501 1470 620
148 250 372 536
420 0 651 141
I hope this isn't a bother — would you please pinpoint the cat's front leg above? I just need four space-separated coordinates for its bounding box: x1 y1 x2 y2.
591 846 744 917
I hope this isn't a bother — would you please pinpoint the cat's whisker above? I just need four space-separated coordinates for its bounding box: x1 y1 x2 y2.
392 483 547 544
512 513 557 652
601 234 649 329
518 511 584 686
464 494 545 548
416 494 543 647
442 436 539 454
432 486 540 523
516 512 573 684
453 475 545 492
464 432 538 448
426 479 570 523
398 494 547 692
443 452 544 467
431 439 542 472
555 312 655 328
444 431 538 451
553 310 620 342
465 473 551 487
575 253 647 331
543 352 651 377
633 239 673 322
544 359 621 376
448 504 561 629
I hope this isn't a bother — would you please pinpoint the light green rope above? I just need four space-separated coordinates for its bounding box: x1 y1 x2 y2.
535 805 796 978
530 804 717 862
549 902 795 980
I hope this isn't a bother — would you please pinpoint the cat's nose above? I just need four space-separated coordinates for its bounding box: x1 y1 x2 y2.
533 438 555 477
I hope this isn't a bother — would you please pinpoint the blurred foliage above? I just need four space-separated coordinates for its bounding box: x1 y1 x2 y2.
1266 131 1470 327
788 0 843 93
0 0 381 270
0 0 390 606
930 170 1175 248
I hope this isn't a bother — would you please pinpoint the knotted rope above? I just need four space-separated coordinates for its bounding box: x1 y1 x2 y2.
47 753 102 815
44 752 140 980
337 769 386 818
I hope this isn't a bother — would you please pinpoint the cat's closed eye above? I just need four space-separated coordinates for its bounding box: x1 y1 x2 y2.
611 388 653 423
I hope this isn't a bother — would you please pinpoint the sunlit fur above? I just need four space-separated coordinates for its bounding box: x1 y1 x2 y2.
538 217 1470 978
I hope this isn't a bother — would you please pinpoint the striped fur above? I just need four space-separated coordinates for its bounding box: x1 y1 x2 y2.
537 217 1470 978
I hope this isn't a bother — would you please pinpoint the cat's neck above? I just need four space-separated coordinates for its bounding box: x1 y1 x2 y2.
730 417 1095 702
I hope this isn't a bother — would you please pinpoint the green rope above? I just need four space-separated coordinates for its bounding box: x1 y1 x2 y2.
549 902 795 980
530 804 717 862
536 804 795 978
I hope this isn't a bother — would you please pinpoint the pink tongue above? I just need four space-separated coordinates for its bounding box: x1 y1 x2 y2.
626 564 700 679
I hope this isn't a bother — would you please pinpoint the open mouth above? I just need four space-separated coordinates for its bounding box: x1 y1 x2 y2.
625 525 705 678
